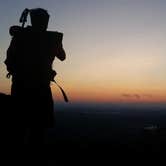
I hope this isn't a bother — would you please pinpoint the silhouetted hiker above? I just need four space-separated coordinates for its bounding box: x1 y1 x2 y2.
4 8 66 144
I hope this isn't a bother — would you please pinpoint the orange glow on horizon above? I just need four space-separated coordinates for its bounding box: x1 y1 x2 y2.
51 83 166 103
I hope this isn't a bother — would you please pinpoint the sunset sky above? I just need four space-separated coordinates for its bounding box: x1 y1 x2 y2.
0 0 166 103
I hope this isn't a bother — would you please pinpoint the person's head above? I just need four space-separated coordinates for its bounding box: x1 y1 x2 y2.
30 8 50 31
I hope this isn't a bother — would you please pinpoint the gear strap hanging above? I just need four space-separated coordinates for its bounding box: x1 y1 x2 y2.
52 80 69 102
6 73 69 102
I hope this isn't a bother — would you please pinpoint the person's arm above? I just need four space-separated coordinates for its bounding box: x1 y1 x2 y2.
4 37 17 74
49 31 66 61
56 42 66 61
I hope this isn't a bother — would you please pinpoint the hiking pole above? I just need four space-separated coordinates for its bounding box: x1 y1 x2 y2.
19 8 29 28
